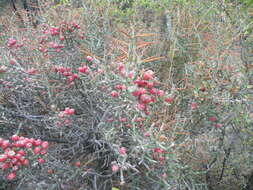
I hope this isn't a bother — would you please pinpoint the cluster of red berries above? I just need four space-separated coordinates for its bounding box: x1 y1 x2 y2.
63 107 75 115
78 65 89 74
110 67 174 115
54 66 80 84
0 136 49 180
44 22 80 37
152 148 167 165
7 38 24 48
39 21 81 53
57 107 75 127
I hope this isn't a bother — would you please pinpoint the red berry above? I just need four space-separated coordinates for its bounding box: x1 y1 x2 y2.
143 70 154 80
11 158 18 165
75 161 81 168
2 140 10 149
1 162 10 170
129 71 135 79
137 103 146 111
133 88 146 97
12 165 19 171
149 88 158 95
68 108 75 115
9 59 16 65
111 164 119 173
64 108 75 115
72 74 79 79
165 97 174 103
41 141 49 149
34 139 42 146
147 82 154 88
119 147 127 156
14 153 22 160
25 143 33 148
18 150 26 156
215 123 223 128
0 154 8 162
48 169 54 174
7 172 16 181
86 56 93 62
209 116 217 122
22 159 29 166
50 27 60 36
159 156 166 162
191 102 198 110
38 158 46 164
111 91 119 98
157 90 165 97
119 118 127 122
7 150 15 158
34 147 41 154
144 132 151 137
27 68 37 75
40 149 48 155
115 84 126 91
7 38 17 47
140 94 152 104
11 135 20 141
78 66 89 73
154 148 165 154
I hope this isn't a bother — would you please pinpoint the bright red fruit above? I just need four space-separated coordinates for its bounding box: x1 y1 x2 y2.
209 116 217 122
64 108 75 115
191 102 198 110
111 91 119 98
165 97 174 103
78 66 89 73
112 164 119 173
0 154 8 162
11 135 20 141
50 27 60 36
22 159 29 166
157 90 165 97
41 141 49 149
143 70 154 80
86 56 93 62
140 94 152 104
2 140 10 149
147 82 154 88
1 162 10 170
129 71 135 79
38 158 46 164
75 161 81 168
25 143 33 148
9 59 16 65
34 147 41 154
119 147 127 156
215 123 223 128
7 38 17 47
34 139 42 146
137 103 146 111
7 172 16 181
149 88 158 95
18 150 25 156
40 149 48 155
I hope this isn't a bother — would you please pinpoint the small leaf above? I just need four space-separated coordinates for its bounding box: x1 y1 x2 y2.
112 187 120 190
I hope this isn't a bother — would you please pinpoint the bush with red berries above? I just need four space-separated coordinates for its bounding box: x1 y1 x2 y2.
0 0 252 190
0 136 48 181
